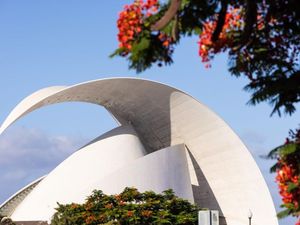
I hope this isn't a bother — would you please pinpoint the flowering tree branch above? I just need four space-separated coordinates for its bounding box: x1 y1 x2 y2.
151 0 182 30
112 0 300 125
211 0 228 42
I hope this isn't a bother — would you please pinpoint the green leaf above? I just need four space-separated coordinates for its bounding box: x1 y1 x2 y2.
254 48 268 53
277 208 291 219
270 163 278 173
193 27 202 35
180 0 190 9
266 143 298 161
110 48 126 58
287 182 298 192
136 37 151 51
131 37 151 59
266 145 283 159
279 143 298 157
161 20 175 36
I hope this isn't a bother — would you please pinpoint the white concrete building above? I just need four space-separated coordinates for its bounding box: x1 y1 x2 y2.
0 78 278 225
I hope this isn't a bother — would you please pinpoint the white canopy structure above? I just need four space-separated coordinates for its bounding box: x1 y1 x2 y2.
0 78 278 225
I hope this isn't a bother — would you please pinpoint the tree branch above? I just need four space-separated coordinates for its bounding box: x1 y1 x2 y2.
151 0 182 31
212 0 228 42
241 0 257 45
232 0 257 51
171 15 179 41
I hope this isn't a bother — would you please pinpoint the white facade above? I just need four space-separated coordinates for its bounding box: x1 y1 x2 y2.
0 78 278 225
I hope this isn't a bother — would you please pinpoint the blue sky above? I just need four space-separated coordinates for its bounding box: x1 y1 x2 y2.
0 1 299 224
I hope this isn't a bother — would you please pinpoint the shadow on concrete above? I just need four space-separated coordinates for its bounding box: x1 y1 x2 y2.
186 147 227 225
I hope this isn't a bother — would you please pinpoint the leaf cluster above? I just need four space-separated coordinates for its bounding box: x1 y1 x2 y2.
228 0 300 116
268 127 300 171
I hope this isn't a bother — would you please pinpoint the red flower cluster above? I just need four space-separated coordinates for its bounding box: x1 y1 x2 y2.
275 128 300 222
276 162 300 207
141 210 153 217
158 33 173 48
85 215 96 224
127 210 134 217
198 7 243 67
117 0 159 53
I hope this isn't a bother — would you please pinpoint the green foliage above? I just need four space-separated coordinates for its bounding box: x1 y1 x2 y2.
287 182 298 193
128 33 173 73
179 0 216 36
277 208 292 219
51 187 199 225
222 0 300 116
267 128 300 167
268 143 298 161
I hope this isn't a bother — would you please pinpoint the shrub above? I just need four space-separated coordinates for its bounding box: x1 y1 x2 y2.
51 187 199 225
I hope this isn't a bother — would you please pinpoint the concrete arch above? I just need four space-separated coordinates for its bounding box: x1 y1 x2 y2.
0 78 278 225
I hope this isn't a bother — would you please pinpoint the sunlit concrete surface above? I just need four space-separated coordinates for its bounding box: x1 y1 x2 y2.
0 78 278 225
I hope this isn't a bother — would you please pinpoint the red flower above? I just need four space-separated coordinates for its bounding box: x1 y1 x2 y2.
276 162 300 213
198 6 243 67
127 210 134 217
117 0 159 54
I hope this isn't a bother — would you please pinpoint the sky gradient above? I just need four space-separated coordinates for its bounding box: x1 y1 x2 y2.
0 1 299 224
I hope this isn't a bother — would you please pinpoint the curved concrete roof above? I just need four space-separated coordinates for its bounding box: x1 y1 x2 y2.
9 141 193 221
0 78 278 225
0 176 45 217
